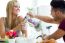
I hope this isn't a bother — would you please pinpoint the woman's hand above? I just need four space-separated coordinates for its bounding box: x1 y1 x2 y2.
21 22 27 37
13 22 27 37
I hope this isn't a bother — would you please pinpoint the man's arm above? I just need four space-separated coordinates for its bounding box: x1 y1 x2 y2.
45 29 65 40
27 13 56 23
35 15 55 23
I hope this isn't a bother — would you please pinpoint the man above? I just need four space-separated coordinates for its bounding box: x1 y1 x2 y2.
28 0 65 42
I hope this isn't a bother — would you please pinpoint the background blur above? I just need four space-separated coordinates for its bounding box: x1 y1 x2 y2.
0 0 51 17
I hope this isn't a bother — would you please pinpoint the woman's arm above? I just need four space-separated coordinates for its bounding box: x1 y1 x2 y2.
12 16 24 30
13 17 27 37
0 18 5 38
13 22 27 37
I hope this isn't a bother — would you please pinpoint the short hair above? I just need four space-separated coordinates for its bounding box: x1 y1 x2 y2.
50 0 65 13
51 0 64 1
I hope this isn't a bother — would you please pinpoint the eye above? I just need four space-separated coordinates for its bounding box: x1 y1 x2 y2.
14 6 20 8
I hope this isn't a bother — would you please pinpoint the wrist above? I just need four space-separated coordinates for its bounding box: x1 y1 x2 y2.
34 15 38 18
42 35 50 40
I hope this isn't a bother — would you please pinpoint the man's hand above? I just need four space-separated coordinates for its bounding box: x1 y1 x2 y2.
40 39 56 43
27 12 35 18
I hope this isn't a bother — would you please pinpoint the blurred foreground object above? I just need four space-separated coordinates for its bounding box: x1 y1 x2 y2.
6 30 17 39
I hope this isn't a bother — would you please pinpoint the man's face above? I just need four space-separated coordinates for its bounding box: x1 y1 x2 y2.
51 8 63 19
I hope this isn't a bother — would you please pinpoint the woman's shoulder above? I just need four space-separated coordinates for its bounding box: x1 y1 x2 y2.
0 17 6 19
0 17 6 22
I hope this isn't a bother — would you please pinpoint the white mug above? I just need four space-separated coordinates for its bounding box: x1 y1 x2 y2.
8 39 15 43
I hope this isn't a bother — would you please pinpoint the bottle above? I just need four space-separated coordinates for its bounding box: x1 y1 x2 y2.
5 39 9 43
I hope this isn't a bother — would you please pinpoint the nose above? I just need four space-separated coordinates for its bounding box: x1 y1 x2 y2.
17 7 20 11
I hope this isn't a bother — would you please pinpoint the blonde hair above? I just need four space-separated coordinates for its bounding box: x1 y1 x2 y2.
6 0 18 29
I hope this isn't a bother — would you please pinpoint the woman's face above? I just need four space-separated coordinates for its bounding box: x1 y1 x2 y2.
12 2 20 15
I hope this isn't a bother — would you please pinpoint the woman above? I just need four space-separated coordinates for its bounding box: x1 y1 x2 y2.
28 0 65 42
0 0 27 39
